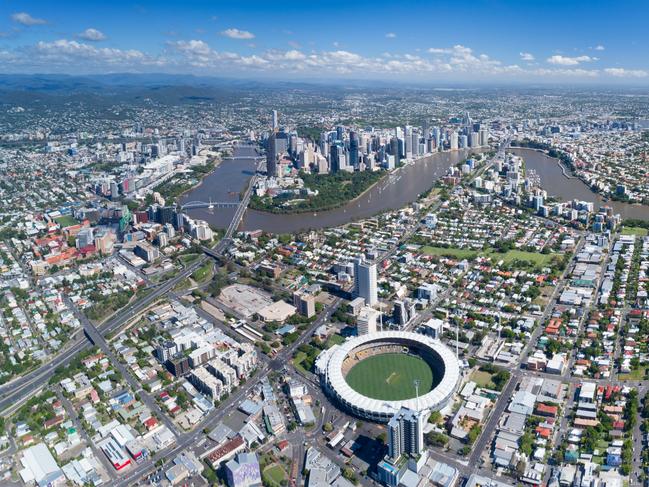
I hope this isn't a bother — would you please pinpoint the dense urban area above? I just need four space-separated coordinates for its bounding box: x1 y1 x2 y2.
2 78 649 487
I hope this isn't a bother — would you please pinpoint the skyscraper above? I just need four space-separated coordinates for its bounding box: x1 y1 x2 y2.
411 132 419 157
272 110 278 131
354 257 378 306
330 142 345 173
404 125 412 158
387 407 425 461
450 132 459 151
390 137 399 162
266 133 277 177
349 131 359 170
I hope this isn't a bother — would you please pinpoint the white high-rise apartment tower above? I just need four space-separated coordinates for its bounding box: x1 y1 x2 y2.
387 407 425 461
353 257 378 306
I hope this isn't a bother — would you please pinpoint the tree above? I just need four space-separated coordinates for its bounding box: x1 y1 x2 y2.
323 422 333 433
519 432 534 456
428 411 443 424
426 432 449 447
466 425 482 445
491 370 511 391
342 468 357 484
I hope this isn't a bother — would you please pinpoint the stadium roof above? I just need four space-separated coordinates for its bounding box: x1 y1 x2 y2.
320 330 460 417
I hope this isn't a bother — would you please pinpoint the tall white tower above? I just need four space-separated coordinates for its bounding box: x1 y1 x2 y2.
354 257 378 306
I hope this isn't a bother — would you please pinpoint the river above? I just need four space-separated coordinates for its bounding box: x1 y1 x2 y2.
181 146 478 233
181 145 649 234
511 148 649 221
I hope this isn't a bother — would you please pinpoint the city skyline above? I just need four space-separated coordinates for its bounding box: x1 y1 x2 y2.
0 0 648 84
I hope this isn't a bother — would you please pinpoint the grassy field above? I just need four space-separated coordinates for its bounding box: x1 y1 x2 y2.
420 246 478 259
621 226 648 237
55 215 77 227
469 370 496 389
618 366 647 381
263 465 286 486
496 249 554 267
293 352 310 375
325 333 346 349
345 353 434 400
191 262 213 283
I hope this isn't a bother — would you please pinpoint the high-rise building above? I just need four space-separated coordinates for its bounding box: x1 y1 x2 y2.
411 132 419 157
275 130 289 155
470 132 480 148
336 125 344 142
404 126 412 158
390 137 399 162
330 142 346 173
357 306 379 335
354 257 378 306
293 291 316 318
393 299 416 327
266 133 277 177
450 132 459 151
349 131 360 169
272 110 278 131
460 134 468 149
387 407 425 461
479 128 489 146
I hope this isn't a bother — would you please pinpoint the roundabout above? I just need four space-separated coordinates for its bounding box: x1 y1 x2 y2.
315 330 460 422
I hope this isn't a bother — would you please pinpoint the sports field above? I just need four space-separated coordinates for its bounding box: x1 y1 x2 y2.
345 353 434 400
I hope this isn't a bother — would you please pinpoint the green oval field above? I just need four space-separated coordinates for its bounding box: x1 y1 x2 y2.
344 353 434 401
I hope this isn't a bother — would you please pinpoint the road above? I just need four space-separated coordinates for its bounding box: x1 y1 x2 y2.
111 294 343 486
467 233 586 469
0 256 207 415
0 158 259 415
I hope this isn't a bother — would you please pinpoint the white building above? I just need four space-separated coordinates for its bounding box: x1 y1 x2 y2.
354 257 378 306
357 306 380 335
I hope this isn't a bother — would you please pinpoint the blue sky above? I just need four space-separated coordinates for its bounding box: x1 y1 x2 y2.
0 0 648 84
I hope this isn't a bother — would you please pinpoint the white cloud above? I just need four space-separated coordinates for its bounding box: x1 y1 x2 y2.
385 32 396 38
11 12 47 26
4 37 646 83
31 39 155 67
547 54 596 66
604 68 647 78
78 28 107 42
594 45 605 51
519 52 535 61
220 28 255 40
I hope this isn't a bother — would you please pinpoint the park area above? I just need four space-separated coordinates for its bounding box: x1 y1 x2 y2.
344 352 434 401
262 464 287 487
621 226 648 237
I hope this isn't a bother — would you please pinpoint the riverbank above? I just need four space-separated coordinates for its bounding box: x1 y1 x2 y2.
249 169 387 215
510 147 649 221
157 154 222 205
182 147 480 233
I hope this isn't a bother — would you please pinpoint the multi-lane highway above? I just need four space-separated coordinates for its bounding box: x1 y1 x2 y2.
0 155 259 416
